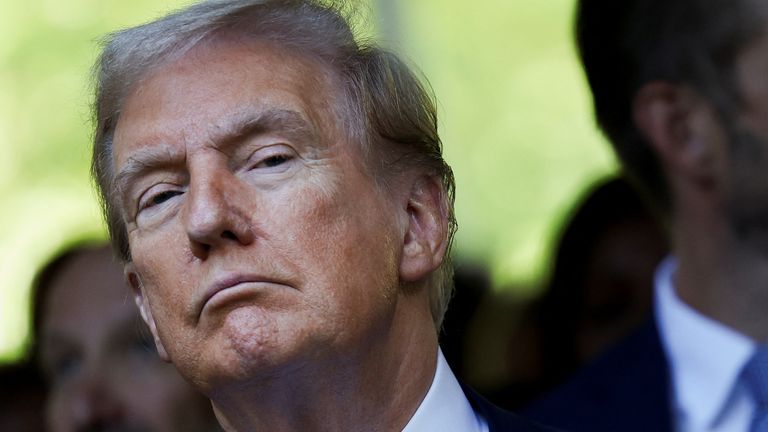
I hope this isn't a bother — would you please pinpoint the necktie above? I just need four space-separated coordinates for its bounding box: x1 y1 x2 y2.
742 346 768 432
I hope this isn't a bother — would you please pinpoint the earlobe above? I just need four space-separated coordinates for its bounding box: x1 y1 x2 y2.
633 81 722 185
125 263 171 362
399 175 449 283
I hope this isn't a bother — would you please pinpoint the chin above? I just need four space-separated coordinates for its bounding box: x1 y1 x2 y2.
195 307 317 389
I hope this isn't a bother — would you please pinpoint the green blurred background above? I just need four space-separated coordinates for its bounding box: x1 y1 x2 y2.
0 0 615 362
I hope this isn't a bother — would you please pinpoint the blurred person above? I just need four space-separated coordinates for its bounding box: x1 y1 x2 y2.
481 177 666 410
534 177 667 391
0 360 46 432
89 1 555 431
34 243 220 432
526 1 768 431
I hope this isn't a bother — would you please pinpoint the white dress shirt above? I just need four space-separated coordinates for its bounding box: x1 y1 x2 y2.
402 349 489 432
655 257 757 432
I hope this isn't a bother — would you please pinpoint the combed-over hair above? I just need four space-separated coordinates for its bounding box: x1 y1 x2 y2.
575 0 768 216
91 0 456 328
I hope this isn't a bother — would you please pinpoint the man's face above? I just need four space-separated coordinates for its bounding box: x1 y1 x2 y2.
112 40 409 390
39 248 217 432
723 26 768 252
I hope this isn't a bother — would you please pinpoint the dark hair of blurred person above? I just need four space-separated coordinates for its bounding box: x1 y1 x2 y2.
0 360 46 432
31 242 221 432
534 177 667 392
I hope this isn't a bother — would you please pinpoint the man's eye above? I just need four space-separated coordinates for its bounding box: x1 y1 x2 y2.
255 154 290 169
150 190 181 206
45 353 82 384
245 144 297 173
139 189 182 213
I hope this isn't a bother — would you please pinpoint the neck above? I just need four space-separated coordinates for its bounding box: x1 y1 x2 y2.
673 189 768 342
208 295 439 432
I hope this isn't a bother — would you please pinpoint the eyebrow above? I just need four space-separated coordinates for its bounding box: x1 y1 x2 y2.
113 108 319 198
216 108 319 152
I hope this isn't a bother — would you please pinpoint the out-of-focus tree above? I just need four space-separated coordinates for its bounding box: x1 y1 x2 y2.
397 0 615 290
0 0 194 362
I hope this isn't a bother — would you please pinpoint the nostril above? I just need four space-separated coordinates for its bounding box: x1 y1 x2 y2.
189 241 211 260
222 230 237 240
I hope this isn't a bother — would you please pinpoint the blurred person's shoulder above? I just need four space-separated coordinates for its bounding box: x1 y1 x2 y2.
462 383 566 431
523 319 672 432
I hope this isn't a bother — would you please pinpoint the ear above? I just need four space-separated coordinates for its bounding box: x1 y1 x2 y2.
633 81 725 187
399 174 450 282
125 262 170 362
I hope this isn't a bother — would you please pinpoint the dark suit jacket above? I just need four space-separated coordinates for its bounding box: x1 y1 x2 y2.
462 384 562 431
523 319 673 432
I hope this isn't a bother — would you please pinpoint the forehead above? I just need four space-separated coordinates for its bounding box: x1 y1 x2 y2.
42 250 133 331
112 39 342 169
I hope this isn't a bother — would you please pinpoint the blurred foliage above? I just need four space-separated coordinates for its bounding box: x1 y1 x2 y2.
0 0 614 361
395 0 616 290
0 0 195 362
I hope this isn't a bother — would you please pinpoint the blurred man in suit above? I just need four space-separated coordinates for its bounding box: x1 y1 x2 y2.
90 1 554 430
526 1 768 431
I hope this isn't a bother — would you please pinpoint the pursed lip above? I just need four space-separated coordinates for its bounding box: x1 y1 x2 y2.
196 273 284 320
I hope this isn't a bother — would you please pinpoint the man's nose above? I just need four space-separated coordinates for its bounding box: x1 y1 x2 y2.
68 371 125 432
184 171 255 259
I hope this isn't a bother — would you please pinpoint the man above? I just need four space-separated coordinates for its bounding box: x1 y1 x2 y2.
90 1 552 430
33 243 220 431
526 1 768 431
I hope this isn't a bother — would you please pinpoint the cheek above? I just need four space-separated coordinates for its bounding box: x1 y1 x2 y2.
131 244 200 360
289 185 400 311
287 181 396 269
132 230 193 307
46 391 69 432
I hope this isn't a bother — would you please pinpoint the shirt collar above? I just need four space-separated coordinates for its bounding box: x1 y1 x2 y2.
402 349 488 432
654 256 756 429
